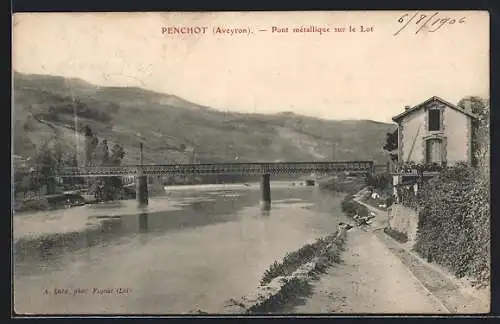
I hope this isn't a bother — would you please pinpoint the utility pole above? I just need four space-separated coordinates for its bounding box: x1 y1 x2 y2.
188 149 195 184
139 142 144 167
189 149 196 164
65 77 79 168
333 136 343 162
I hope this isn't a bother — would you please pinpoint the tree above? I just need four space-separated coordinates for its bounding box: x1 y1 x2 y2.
33 142 58 194
98 143 126 201
96 139 110 166
82 125 99 166
62 152 78 167
14 170 37 197
383 129 398 162
60 151 83 187
457 96 489 168
366 172 391 191
77 124 127 201
52 142 64 171
110 144 125 165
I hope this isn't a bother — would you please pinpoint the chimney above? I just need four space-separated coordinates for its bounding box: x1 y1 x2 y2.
404 105 411 111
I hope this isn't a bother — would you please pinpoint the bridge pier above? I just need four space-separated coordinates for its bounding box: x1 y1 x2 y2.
136 175 148 207
260 173 271 211
136 143 148 208
139 211 149 232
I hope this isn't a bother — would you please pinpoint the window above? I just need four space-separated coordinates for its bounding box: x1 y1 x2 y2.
425 138 442 164
428 109 441 131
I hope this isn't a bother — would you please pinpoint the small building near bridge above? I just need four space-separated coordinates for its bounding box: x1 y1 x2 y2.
393 96 475 166
390 96 476 200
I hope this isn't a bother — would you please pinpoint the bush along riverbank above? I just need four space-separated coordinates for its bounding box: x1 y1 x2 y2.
222 227 348 314
341 194 369 219
412 164 490 287
383 227 408 243
318 177 366 195
13 186 137 213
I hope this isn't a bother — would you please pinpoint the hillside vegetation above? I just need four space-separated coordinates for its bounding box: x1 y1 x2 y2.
13 72 395 165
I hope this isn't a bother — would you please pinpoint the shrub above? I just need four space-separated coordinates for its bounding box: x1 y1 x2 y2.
260 232 338 285
384 227 408 243
319 178 366 194
413 165 490 286
15 198 51 212
366 172 391 191
247 278 313 314
341 197 369 218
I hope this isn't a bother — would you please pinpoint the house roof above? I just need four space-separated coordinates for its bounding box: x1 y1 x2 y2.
392 96 477 122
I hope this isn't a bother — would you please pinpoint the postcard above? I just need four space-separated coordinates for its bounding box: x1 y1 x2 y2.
12 11 490 315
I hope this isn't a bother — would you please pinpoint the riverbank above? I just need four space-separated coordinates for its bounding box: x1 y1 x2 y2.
13 199 183 245
375 230 490 313
293 226 449 314
354 192 489 313
289 190 449 314
354 197 490 313
274 186 488 314
13 182 264 213
222 226 349 314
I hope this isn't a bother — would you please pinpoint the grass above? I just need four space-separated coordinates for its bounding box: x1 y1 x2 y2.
247 278 314 314
341 196 370 218
383 227 409 243
319 179 366 195
260 233 339 286
247 231 347 314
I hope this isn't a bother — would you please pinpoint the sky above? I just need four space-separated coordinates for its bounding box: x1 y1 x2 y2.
12 11 489 122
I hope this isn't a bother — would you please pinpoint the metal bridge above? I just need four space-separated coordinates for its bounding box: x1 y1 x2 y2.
48 161 375 177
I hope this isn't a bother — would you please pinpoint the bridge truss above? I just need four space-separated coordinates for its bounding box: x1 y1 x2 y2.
34 161 374 177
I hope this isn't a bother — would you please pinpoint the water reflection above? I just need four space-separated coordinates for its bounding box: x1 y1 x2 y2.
14 184 347 314
14 189 255 268
14 185 320 275
139 211 149 233
260 210 271 217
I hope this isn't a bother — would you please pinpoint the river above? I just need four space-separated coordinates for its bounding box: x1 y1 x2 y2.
13 181 347 315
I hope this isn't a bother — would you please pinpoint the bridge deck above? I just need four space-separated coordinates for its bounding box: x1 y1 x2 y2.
50 161 374 177
23 161 374 177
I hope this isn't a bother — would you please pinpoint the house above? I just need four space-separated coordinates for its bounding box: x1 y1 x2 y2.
392 96 476 166
390 96 477 200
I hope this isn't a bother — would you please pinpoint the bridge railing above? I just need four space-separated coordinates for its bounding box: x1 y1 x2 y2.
25 161 374 177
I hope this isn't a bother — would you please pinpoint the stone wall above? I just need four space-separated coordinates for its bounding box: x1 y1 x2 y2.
387 204 419 244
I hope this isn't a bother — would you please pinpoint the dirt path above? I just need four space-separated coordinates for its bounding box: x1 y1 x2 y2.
290 189 489 314
354 192 490 314
292 226 449 314
375 231 490 313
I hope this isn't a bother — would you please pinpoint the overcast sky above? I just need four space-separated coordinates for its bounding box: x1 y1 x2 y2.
13 11 489 122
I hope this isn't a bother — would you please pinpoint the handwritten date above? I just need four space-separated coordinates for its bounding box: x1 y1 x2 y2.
394 12 466 36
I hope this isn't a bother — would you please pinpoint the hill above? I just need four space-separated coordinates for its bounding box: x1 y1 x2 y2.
12 72 396 166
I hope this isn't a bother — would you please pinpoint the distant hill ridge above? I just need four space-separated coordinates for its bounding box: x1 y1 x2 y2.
12 72 396 166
